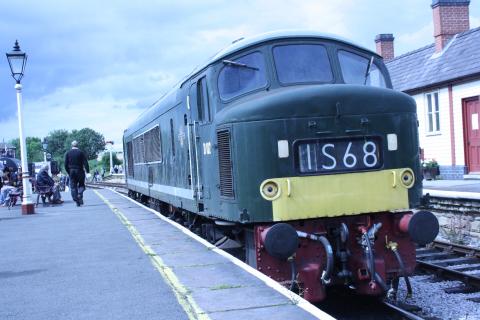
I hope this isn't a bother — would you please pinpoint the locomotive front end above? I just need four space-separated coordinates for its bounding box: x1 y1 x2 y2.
214 36 439 302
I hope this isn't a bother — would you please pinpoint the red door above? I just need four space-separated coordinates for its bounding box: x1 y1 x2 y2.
464 97 480 173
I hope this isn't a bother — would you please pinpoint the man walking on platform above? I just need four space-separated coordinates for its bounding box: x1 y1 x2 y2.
65 141 89 206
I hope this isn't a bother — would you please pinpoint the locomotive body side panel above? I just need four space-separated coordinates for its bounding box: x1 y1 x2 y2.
124 87 199 213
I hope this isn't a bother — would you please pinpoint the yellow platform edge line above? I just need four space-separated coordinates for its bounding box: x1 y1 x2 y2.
93 190 210 320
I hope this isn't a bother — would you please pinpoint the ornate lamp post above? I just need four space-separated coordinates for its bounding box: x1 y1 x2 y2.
42 137 51 175
42 138 48 163
106 140 114 174
6 40 35 214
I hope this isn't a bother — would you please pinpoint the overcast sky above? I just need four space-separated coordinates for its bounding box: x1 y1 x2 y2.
1 0 479 150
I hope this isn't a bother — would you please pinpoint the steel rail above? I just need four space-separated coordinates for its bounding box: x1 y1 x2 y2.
416 240 480 288
416 259 480 288
382 301 425 320
431 240 480 258
86 182 129 195
87 182 127 189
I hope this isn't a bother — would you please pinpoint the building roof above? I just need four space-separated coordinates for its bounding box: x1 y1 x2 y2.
386 27 480 93
0 142 15 149
431 0 470 8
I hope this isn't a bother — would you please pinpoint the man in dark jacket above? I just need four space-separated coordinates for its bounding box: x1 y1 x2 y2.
65 140 89 206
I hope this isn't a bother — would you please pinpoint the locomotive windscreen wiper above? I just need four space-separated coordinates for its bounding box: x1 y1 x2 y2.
363 56 374 85
223 59 259 71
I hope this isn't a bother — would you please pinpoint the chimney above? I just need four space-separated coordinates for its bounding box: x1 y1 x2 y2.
375 34 395 61
432 0 470 52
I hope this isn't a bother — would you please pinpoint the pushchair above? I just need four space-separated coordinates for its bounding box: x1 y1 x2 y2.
7 187 22 210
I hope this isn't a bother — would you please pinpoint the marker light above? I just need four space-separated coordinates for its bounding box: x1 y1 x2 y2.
400 169 415 188
260 180 281 200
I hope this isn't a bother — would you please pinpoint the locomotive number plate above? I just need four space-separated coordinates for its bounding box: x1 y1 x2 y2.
297 137 382 174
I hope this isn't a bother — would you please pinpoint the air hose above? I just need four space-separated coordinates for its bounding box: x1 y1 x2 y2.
362 223 389 292
296 231 334 284
288 256 297 291
388 243 413 298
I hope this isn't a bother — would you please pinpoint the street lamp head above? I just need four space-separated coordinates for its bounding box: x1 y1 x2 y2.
42 138 48 151
6 40 28 84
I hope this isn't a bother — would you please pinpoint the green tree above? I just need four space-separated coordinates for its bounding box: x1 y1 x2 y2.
45 129 70 159
45 129 70 173
99 152 122 172
68 128 105 160
9 137 44 163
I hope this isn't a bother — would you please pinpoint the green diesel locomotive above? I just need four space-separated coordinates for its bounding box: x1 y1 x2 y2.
123 31 439 302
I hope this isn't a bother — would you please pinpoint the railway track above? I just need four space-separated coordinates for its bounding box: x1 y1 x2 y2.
86 181 128 194
422 192 480 215
353 241 480 319
416 240 480 298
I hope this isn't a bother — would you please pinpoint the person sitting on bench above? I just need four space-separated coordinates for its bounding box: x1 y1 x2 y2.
36 164 63 205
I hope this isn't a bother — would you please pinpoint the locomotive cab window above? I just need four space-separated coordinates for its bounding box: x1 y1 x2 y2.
189 77 211 123
198 77 211 122
218 51 267 100
273 44 333 84
338 50 386 87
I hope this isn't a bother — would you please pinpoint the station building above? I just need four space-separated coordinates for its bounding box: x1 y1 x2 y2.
0 142 16 158
376 0 480 179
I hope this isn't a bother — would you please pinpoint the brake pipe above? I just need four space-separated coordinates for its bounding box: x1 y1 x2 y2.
296 231 334 284
386 240 413 298
361 223 389 292
287 255 297 291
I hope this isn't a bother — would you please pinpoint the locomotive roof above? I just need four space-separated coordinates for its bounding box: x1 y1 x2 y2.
180 30 379 88
125 30 379 137
207 30 378 64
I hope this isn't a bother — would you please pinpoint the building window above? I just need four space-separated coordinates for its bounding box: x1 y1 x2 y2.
426 92 440 133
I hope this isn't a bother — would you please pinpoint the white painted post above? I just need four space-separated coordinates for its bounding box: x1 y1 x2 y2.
15 83 35 214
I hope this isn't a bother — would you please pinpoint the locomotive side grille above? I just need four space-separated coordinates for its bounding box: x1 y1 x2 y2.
133 135 145 164
144 126 162 162
127 141 134 177
217 129 234 198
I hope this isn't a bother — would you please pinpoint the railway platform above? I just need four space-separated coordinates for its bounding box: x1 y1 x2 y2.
423 179 480 199
0 189 332 320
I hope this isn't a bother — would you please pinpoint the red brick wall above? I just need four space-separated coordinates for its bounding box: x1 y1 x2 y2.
375 41 395 61
433 5 470 52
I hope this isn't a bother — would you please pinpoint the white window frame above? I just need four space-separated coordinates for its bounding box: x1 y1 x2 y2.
425 91 441 135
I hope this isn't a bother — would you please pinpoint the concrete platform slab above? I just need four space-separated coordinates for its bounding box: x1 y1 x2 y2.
172 262 265 289
192 285 291 313
207 304 318 320
160 248 231 269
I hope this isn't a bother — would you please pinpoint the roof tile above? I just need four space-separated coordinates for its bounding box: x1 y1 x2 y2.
386 27 480 92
